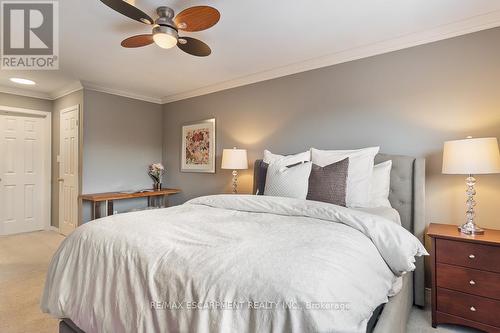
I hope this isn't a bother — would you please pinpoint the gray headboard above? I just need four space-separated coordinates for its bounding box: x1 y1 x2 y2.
252 153 426 307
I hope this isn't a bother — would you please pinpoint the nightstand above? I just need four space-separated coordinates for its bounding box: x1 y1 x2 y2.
428 223 500 333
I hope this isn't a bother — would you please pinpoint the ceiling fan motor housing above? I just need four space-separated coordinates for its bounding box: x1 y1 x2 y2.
156 6 177 30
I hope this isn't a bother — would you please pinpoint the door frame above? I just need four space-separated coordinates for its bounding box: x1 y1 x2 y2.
58 105 80 236
0 105 52 232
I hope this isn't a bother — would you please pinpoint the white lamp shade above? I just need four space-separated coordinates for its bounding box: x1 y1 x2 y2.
442 137 500 174
221 148 248 170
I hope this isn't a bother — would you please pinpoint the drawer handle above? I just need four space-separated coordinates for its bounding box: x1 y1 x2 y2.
468 254 475 259
470 306 476 312
469 280 476 285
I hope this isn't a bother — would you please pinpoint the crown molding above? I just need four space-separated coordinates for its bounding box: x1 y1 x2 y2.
80 81 163 104
0 84 52 100
50 81 83 100
0 80 162 104
0 81 83 101
161 10 500 104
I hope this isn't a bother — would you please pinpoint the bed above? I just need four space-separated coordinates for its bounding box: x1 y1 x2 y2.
44 153 426 333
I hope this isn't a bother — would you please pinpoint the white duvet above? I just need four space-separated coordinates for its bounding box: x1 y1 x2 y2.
41 195 427 333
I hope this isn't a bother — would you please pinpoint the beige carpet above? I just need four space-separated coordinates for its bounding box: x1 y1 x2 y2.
0 230 64 333
407 307 480 333
0 230 481 333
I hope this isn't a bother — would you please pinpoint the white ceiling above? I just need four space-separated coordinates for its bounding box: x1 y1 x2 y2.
2 0 500 103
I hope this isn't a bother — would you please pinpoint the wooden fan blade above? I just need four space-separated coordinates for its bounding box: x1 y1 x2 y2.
177 37 211 57
100 0 153 25
174 6 220 32
121 34 154 48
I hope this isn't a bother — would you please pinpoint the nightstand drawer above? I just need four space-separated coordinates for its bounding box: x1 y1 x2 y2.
437 288 500 328
437 263 500 300
436 239 500 273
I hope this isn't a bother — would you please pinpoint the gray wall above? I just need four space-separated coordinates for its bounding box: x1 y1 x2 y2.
163 27 500 231
0 92 52 111
52 90 84 227
81 90 163 221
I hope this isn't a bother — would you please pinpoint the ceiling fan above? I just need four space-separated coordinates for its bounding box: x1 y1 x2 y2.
99 0 220 57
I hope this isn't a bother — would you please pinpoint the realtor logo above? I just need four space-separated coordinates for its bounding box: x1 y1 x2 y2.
1 1 59 70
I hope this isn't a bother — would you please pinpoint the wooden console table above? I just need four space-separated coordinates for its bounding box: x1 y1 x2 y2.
80 188 181 220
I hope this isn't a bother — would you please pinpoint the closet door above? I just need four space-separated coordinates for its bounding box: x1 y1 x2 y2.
58 106 79 236
0 114 44 235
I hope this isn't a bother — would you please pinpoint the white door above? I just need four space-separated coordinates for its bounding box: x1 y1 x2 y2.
0 114 44 235
59 106 79 236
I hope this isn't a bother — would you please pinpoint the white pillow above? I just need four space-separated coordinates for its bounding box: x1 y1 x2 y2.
263 150 310 166
311 147 380 207
264 162 312 199
369 160 392 208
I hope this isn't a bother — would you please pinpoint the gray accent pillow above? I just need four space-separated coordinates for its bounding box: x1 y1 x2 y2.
306 158 349 206
255 160 268 195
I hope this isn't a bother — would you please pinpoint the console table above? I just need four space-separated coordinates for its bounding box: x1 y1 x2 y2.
80 188 181 220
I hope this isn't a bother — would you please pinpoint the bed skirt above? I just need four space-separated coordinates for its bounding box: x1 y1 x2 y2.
59 274 412 333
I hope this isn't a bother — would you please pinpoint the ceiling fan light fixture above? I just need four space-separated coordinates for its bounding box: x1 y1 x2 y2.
152 25 178 49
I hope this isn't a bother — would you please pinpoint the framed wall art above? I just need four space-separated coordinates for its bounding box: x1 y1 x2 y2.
181 118 216 173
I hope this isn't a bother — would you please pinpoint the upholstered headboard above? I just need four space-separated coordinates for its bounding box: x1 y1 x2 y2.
252 153 426 307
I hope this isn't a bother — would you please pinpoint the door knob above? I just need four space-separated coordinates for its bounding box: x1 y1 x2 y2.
58 178 64 182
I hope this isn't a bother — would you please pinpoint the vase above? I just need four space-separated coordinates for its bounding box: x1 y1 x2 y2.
153 182 162 191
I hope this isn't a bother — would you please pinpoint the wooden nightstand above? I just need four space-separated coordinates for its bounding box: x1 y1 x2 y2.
428 223 500 333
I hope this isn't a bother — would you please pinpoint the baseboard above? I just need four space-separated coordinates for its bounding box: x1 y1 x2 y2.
47 226 62 234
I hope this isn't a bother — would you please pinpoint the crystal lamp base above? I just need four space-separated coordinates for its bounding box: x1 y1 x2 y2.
458 222 484 235
459 174 484 235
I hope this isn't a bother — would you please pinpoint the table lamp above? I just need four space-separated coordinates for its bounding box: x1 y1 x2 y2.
442 137 500 234
221 148 248 194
